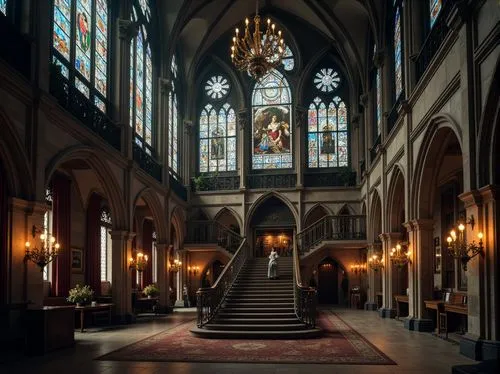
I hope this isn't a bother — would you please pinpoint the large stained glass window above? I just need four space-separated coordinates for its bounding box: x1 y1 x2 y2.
308 96 348 168
252 70 292 169
169 56 179 176
199 102 237 173
376 69 382 137
430 0 442 28
393 2 403 101
100 208 112 282
130 0 154 154
52 0 109 112
0 0 7 16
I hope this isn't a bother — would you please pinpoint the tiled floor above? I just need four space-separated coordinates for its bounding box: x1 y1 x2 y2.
1 307 475 374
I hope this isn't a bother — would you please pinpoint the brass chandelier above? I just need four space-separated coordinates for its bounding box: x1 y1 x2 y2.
446 215 483 271
390 242 411 268
230 0 286 80
368 253 384 271
25 225 60 271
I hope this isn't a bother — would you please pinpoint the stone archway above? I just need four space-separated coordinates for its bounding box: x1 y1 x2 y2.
304 204 330 227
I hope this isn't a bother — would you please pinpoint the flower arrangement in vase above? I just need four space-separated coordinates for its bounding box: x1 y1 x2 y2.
67 284 94 306
143 284 160 298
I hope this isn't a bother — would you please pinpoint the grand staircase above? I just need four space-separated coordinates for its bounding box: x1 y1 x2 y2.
191 257 321 338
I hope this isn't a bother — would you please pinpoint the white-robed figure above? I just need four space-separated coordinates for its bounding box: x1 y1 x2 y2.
268 247 279 279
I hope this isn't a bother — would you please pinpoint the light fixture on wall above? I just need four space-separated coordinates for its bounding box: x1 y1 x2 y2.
446 215 483 271
230 0 286 80
169 258 182 273
129 251 148 272
390 242 411 268
368 253 384 271
25 225 60 271
188 265 200 276
350 262 367 275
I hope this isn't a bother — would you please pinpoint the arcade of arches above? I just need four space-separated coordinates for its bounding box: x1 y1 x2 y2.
0 0 499 371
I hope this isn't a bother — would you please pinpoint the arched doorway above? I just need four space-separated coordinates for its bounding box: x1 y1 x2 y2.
201 260 226 287
317 257 339 304
250 196 296 258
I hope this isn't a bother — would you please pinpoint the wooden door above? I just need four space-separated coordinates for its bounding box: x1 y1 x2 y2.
318 259 339 304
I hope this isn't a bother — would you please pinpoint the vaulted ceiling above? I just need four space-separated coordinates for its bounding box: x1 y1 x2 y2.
162 0 382 85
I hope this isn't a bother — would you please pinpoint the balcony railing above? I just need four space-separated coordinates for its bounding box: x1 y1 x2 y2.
169 174 187 201
186 220 243 254
49 70 121 151
133 143 162 182
293 239 317 327
296 215 367 254
0 16 31 80
247 173 296 189
192 175 240 192
415 0 453 83
304 170 356 187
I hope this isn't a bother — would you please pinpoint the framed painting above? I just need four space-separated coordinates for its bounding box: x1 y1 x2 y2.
71 248 84 273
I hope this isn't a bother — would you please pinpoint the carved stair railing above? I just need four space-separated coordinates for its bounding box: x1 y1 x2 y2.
196 239 248 328
293 239 317 327
296 215 367 254
185 220 243 254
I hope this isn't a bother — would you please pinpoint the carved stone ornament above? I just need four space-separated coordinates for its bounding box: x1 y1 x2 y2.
183 120 193 135
159 78 172 96
118 19 138 42
359 94 369 108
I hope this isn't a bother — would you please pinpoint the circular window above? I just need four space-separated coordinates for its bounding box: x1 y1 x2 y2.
314 68 340 92
205 75 230 99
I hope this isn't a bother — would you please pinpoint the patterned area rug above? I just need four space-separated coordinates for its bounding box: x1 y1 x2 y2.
97 311 396 365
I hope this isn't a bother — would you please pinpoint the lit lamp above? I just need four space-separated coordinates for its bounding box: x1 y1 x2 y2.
169 258 182 273
368 253 384 271
129 251 148 291
230 0 286 80
25 225 60 271
350 262 367 275
446 215 483 271
390 242 411 268
188 265 200 276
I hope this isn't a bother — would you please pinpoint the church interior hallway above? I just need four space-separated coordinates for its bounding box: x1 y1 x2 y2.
1 308 474 374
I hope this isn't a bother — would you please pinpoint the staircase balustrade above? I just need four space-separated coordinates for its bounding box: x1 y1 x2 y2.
293 240 317 327
186 220 243 253
196 239 248 327
296 215 367 254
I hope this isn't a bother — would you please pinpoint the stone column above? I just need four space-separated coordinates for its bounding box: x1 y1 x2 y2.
458 187 500 360
110 230 135 322
379 232 401 318
10 199 46 307
295 106 305 188
159 78 171 185
404 219 434 331
155 243 169 311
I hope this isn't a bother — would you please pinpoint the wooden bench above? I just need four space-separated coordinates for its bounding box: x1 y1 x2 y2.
394 295 409 319
439 292 467 338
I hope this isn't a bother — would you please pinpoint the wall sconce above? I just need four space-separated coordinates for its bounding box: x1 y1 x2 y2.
170 258 182 273
446 215 483 271
350 262 367 275
368 253 384 271
390 242 411 268
25 225 60 271
188 265 200 276
129 251 148 272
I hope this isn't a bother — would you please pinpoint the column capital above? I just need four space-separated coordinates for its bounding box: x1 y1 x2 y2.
379 232 402 243
9 198 47 215
479 185 500 203
117 19 138 42
458 190 483 208
359 93 369 108
109 230 136 241
406 218 434 231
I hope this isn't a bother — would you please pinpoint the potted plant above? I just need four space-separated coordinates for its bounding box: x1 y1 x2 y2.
143 284 160 298
67 284 94 306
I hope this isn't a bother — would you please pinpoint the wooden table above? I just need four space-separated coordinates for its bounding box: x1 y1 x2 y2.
394 295 409 319
134 297 159 314
74 303 113 332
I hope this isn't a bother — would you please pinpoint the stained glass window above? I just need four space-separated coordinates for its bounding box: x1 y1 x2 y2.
169 56 179 176
52 0 109 112
282 45 295 71
130 1 154 154
100 208 112 282
308 96 348 168
393 3 403 100
205 75 230 99
252 70 292 170
0 0 7 15
199 103 237 172
376 69 382 137
314 68 341 92
430 0 442 28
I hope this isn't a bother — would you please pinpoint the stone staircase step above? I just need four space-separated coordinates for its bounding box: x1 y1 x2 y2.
190 327 322 339
203 323 308 331
217 312 297 318
213 318 300 324
220 307 295 313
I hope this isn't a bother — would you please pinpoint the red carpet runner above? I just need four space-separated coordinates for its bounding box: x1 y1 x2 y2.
98 311 396 365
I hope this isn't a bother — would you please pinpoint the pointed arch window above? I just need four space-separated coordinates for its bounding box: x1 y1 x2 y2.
376 69 382 137
169 55 179 176
429 0 442 28
100 207 112 282
130 0 154 154
43 188 54 281
393 0 404 101
52 0 110 112
252 70 292 170
0 0 7 15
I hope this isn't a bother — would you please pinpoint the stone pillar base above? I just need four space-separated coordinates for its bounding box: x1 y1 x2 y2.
379 308 396 318
460 334 500 361
364 302 378 311
403 318 434 332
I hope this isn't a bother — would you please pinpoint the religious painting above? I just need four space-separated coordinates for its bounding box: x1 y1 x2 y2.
210 127 225 160
253 106 291 155
320 124 335 154
71 248 84 273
